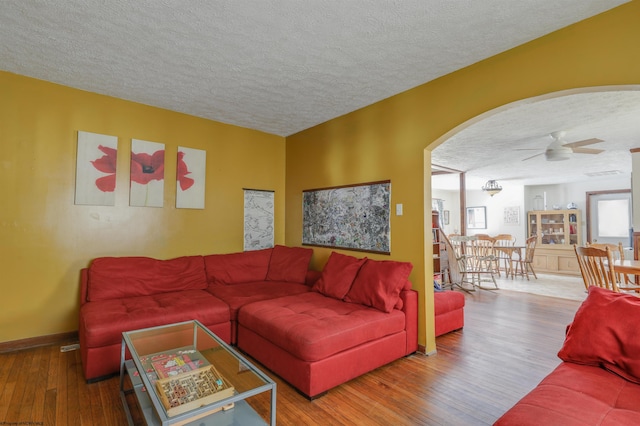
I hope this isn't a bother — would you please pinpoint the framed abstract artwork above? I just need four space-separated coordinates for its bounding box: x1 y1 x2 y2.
302 180 391 254
75 131 118 206
176 146 206 209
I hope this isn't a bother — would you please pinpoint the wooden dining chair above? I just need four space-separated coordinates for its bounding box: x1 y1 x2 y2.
475 234 500 276
450 235 498 289
440 233 472 291
494 234 515 276
513 236 537 280
574 245 619 292
586 242 630 286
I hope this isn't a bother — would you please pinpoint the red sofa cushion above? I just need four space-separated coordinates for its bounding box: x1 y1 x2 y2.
434 291 465 336
87 256 207 301
207 281 311 320
557 286 640 384
312 252 367 299
434 290 465 315
237 292 406 362
266 245 313 283
344 259 413 313
204 248 272 285
80 290 229 348
494 362 640 425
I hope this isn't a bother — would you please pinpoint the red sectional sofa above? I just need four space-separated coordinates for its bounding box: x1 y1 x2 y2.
495 286 640 425
79 246 418 398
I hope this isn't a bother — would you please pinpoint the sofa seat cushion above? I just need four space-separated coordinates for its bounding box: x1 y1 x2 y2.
495 362 640 425
207 281 311 320
80 290 229 348
238 292 406 362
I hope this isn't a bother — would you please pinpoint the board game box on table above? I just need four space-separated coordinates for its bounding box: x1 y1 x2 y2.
139 347 235 417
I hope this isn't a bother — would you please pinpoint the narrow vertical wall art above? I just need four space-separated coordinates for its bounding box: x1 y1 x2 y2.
75 131 118 206
243 189 275 251
176 147 206 209
130 139 165 207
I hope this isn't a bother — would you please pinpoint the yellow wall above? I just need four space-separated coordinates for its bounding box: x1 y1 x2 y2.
285 2 640 352
0 72 286 342
2 2 639 347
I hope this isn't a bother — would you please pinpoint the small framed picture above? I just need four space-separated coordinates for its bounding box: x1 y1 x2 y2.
466 206 487 229
443 210 450 225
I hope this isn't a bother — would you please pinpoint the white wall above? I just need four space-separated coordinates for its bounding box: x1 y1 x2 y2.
524 175 631 243
433 184 527 244
433 175 630 246
432 188 460 235
465 184 527 244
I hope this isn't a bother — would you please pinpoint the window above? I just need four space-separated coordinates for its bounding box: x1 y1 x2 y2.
587 190 632 246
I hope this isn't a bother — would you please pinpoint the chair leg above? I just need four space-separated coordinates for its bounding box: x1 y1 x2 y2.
527 263 537 279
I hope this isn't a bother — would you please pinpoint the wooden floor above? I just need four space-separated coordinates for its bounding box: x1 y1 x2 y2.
0 289 582 425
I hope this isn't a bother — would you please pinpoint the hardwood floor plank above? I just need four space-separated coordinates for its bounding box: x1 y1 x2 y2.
64 350 81 425
20 345 47 422
5 349 33 422
43 388 57 426
55 342 68 425
0 289 583 425
0 351 17 421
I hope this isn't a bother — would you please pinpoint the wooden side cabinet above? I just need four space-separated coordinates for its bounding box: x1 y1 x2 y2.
527 209 582 276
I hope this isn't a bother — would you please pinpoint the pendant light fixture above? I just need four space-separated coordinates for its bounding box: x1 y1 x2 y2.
482 180 502 196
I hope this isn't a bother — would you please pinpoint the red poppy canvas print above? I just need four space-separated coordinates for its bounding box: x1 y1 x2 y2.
130 139 165 207
176 147 206 209
75 131 118 206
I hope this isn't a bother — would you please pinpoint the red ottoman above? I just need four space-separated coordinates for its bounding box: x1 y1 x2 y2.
434 290 465 336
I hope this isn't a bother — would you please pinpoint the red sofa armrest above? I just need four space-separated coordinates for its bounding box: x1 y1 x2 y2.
400 288 418 354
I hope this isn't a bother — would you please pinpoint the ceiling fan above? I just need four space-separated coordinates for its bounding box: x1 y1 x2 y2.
519 131 604 161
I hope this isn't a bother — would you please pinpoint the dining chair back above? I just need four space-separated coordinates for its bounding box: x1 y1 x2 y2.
574 245 619 292
587 242 626 280
513 236 538 280
494 234 515 274
440 232 469 291
449 235 498 289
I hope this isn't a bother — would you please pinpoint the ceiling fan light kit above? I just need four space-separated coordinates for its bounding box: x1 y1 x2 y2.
482 179 502 196
545 147 571 161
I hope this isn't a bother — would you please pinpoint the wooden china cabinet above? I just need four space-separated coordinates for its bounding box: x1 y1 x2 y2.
527 209 582 276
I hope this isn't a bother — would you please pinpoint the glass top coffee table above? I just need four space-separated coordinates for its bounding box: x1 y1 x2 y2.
119 320 276 425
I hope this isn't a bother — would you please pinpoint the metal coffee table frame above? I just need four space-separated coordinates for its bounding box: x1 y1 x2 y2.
119 320 276 425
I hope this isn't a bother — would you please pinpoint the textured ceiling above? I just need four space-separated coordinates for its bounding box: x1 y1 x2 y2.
0 0 629 137
431 88 640 189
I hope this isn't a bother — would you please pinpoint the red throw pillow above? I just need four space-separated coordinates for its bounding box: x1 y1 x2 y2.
557 286 640 383
266 245 313 283
312 252 367 299
344 259 413 313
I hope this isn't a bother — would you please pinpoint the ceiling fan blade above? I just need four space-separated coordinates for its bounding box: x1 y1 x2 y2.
563 138 604 148
522 152 544 161
571 147 604 155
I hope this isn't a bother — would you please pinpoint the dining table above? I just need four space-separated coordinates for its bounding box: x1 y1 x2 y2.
608 259 640 291
610 259 640 275
493 245 526 278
